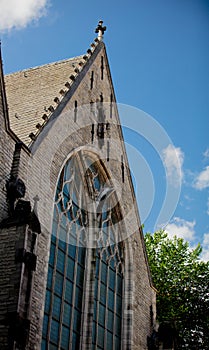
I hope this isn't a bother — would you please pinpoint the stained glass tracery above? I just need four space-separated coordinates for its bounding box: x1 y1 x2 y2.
42 150 123 350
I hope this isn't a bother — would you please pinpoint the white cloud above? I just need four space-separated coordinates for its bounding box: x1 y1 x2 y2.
162 144 184 187
201 233 209 262
184 194 194 202
164 217 196 241
194 166 209 190
203 148 209 160
0 0 49 32
193 166 209 215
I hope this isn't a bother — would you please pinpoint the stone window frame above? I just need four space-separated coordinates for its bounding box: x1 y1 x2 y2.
40 151 128 349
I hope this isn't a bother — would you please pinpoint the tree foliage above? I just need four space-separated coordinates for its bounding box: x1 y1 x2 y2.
144 230 209 349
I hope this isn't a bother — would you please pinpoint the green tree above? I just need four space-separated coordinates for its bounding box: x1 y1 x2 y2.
144 230 209 349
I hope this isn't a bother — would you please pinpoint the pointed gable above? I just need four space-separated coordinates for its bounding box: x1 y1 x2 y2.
4 38 115 148
0 24 157 350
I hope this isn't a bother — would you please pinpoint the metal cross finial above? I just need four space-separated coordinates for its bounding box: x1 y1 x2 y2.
95 20 106 41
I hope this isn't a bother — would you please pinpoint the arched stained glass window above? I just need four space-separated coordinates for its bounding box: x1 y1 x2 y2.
41 150 123 350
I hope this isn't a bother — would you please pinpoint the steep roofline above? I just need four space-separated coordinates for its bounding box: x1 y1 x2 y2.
5 55 84 77
0 44 30 154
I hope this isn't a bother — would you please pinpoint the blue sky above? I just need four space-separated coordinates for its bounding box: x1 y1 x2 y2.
1 0 209 259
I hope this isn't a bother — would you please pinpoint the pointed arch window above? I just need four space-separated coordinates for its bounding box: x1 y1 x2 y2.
41 150 123 350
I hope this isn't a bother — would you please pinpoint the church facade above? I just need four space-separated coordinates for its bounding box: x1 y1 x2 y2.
0 23 156 350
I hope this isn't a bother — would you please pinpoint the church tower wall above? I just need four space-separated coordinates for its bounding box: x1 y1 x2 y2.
0 47 39 349
0 49 15 222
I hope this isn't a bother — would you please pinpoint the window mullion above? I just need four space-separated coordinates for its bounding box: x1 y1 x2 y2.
46 216 62 344
69 214 79 348
104 263 109 350
95 253 101 348
57 222 69 349
113 268 118 350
